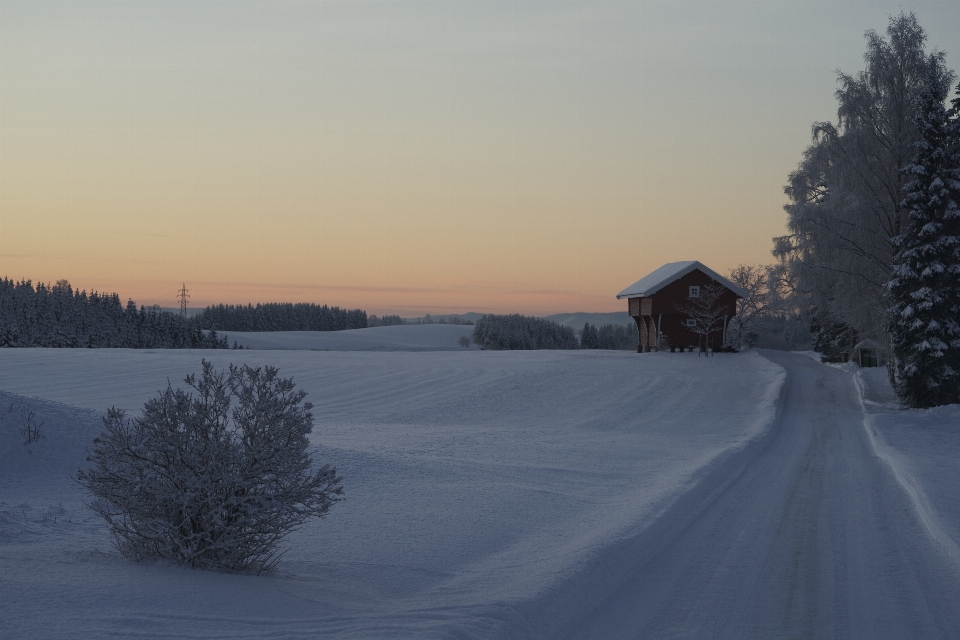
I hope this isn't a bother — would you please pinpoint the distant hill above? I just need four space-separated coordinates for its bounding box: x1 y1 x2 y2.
403 312 632 329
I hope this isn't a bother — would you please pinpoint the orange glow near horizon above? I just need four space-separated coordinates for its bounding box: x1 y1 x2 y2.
3 2 958 317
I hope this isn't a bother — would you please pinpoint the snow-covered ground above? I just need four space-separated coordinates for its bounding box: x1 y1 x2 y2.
0 336 783 639
534 351 960 638
856 367 960 569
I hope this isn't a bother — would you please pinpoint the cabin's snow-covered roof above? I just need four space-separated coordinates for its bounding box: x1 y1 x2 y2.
853 338 883 352
616 261 748 299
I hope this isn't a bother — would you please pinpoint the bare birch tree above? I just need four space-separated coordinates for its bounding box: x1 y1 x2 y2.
675 283 729 350
727 265 772 349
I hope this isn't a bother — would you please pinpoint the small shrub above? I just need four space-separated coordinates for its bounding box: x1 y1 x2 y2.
18 403 46 445
77 360 342 573
458 335 471 348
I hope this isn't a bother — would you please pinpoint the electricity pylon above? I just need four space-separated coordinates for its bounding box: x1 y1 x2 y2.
178 283 190 319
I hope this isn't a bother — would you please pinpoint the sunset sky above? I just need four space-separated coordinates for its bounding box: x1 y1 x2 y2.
2 1 959 315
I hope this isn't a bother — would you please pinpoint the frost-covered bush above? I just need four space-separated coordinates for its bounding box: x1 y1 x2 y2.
77 361 342 573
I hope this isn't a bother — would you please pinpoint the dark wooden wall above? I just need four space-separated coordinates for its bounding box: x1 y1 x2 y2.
627 270 739 350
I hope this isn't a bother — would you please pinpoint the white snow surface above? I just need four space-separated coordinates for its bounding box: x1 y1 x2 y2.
530 351 960 638
856 367 960 568
223 324 478 351
0 345 783 639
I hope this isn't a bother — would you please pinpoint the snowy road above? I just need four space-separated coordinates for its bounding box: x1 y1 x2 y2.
514 351 960 639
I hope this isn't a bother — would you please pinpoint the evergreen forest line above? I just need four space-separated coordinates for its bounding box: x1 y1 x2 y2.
0 279 638 352
0 279 229 349
194 303 367 333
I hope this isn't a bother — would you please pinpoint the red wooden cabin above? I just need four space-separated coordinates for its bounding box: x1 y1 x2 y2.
617 261 746 352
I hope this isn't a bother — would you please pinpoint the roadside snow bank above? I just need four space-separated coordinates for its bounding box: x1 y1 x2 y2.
855 368 960 568
0 349 783 639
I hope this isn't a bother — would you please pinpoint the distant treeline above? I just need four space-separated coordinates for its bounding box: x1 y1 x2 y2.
472 314 579 350
471 315 636 350
579 322 635 350
195 303 367 332
368 314 405 327
414 314 473 326
368 313 474 327
0 278 229 349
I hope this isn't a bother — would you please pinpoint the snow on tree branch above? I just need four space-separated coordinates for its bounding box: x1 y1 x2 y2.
77 360 343 573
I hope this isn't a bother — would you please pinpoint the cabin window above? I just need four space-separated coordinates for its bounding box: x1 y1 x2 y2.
688 286 700 298
686 319 696 327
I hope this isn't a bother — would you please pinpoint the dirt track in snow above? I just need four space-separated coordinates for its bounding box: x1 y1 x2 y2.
510 351 960 639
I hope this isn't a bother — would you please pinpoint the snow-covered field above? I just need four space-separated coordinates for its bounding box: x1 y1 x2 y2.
0 327 784 639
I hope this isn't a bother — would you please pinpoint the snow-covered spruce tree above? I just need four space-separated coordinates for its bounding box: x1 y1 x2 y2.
77 361 343 573
809 307 858 362
580 323 600 349
887 64 960 408
596 324 634 350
